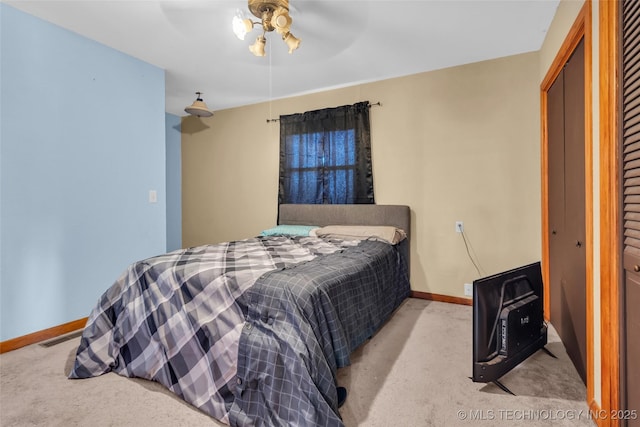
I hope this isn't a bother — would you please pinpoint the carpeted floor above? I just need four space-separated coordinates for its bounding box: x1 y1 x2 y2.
0 298 593 426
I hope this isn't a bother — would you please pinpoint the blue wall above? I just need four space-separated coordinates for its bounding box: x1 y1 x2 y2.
166 113 182 252
0 4 167 341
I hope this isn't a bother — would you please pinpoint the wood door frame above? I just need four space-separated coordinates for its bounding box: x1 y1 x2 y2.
540 0 595 415
599 0 622 425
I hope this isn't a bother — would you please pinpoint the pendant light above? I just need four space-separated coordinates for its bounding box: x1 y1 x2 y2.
184 92 214 117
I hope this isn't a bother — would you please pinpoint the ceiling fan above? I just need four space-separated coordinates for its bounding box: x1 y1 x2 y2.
232 0 300 57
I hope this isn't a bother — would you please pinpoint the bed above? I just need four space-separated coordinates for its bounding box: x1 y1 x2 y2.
69 204 411 426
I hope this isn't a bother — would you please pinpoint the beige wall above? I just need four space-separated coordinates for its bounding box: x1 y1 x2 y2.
182 51 541 297
539 0 585 80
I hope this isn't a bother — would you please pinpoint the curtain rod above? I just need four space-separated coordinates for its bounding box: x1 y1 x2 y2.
266 101 382 123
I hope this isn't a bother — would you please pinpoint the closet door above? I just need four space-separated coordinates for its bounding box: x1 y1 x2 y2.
547 39 587 384
548 71 565 336
562 38 587 384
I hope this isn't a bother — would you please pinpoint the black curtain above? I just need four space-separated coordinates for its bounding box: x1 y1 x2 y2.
278 101 374 204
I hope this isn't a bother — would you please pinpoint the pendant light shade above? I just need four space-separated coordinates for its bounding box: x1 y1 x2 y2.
185 92 214 117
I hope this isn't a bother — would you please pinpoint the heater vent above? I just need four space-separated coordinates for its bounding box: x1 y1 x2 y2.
39 330 83 348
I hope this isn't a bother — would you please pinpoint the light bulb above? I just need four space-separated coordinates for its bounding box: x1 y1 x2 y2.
232 10 253 40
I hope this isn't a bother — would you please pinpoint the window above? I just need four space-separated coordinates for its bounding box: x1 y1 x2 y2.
278 101 374 205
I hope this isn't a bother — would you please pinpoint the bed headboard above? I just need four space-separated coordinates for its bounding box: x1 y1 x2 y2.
278 204 411 275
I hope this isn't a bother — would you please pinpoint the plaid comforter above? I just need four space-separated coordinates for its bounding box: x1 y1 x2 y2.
68 235 409 426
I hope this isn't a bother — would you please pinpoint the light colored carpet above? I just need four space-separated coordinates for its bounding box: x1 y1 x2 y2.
0 299 593 426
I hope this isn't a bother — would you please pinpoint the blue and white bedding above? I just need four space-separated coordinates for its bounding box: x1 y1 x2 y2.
68 235 410 426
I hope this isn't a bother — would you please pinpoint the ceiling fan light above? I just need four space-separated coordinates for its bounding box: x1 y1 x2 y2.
232 15 253 40
238 0 300 57
271 8 291 34
249 35 267 57
283 32 300 54
185 92 214 117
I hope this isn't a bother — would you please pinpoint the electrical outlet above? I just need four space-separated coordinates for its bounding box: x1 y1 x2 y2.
456 221 464 233
464 283 473 296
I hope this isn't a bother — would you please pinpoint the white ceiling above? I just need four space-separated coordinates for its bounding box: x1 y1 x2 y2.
3 0 560 116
